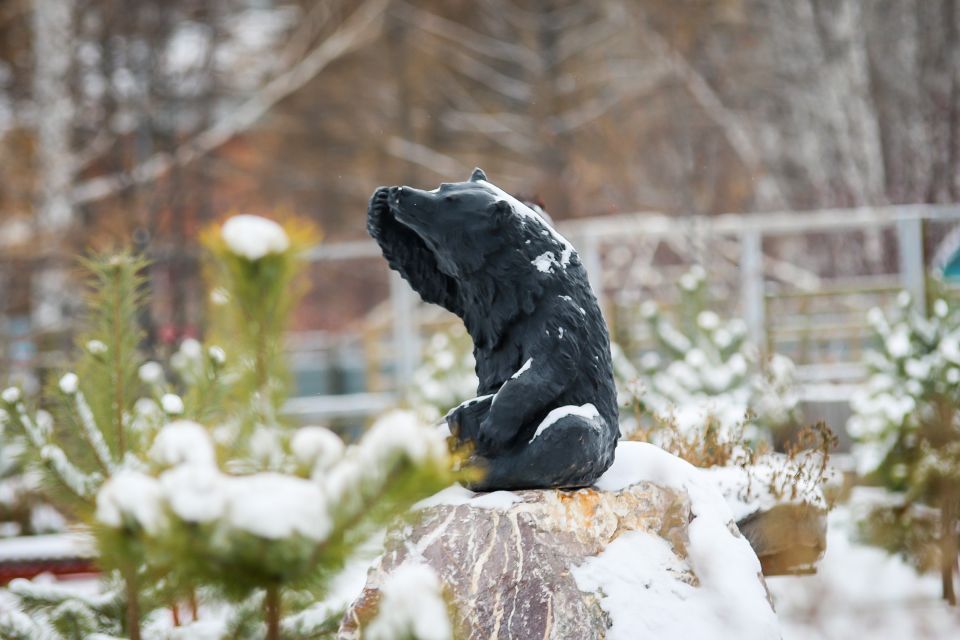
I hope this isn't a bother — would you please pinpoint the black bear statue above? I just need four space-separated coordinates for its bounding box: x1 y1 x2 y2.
367 168 620 490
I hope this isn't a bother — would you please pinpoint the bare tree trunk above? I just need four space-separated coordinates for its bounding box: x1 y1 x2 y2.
32 0 75 232
264 585 280 640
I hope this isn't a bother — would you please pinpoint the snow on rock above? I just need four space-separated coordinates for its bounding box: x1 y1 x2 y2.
221 214 289 260
413 485 520 511
588 442 780 640
340 441 779 640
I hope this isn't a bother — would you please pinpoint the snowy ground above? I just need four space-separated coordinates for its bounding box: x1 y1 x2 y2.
4 482 959 639
768 487 960 639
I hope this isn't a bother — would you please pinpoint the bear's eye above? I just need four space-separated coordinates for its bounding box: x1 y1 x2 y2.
444 195 460 203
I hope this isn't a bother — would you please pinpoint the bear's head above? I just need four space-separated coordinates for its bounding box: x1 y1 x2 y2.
386 168 550 278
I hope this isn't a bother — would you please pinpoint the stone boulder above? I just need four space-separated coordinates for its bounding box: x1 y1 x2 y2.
339 442 781 640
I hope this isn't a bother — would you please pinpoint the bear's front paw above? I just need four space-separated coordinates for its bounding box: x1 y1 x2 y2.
367 187 392 225
476 418 514 456
446 397 490 445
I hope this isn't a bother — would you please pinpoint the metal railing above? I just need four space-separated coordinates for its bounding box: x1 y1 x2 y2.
286 203 960 421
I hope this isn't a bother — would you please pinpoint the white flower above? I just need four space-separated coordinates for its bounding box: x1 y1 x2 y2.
139 362 165 385
161 394 184 415
58 373 79 395
1 387 21 404
210 287 230 306
897 290 912 307
639 300 658 319
86 340 108 355
208 346 226 365
221 214 290 261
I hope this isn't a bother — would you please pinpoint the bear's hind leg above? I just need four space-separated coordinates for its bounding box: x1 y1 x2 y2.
469 411 615 491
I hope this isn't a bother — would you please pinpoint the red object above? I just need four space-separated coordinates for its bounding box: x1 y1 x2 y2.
0 559 98 585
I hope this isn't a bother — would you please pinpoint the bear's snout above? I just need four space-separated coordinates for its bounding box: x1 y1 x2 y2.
388 185 439 227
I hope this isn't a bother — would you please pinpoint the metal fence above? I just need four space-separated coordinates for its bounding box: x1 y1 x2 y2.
3 204 959 426
285 203 960 424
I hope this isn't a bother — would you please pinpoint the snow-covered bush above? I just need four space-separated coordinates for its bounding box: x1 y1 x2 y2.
0 423 65 537
848 290 960 604
0 216 461 639
629 266 799 439
409 325 477 422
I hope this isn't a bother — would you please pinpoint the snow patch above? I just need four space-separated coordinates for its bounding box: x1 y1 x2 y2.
414 484 521 511
221 214 289 261
582 441 780 640
58 373 78 395
529 403 600 443
161 393 184 415
511 358 533 379
364 561 452 640
150 420 216 467
532 251 557 273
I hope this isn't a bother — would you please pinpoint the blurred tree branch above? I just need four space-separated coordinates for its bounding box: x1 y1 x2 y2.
69 0 389 207
627 6 788 211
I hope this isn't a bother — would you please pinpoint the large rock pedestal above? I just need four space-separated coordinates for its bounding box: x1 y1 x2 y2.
339 442 781 640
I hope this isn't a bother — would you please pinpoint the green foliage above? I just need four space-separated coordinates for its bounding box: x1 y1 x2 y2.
410 326 478 421
0 216 462 639
626 266 798 439
850 288 960 602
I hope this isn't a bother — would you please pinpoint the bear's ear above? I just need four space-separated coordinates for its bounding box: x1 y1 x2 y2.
489 199 512 226
470 167 487 182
